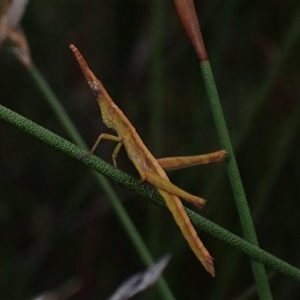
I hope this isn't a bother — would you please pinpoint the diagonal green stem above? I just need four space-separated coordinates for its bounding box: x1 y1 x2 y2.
1 103 300 283
200 60 272 298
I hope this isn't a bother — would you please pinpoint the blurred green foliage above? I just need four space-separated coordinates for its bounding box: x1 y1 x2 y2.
1 0 300 299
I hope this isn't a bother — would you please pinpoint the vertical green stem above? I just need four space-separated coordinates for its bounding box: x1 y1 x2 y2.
200 60 272 299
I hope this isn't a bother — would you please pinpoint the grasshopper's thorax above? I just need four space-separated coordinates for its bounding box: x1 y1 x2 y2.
99 102 116 130
91 80 117 131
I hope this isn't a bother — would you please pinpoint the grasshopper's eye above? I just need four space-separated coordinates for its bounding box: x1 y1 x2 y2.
91 81 102 98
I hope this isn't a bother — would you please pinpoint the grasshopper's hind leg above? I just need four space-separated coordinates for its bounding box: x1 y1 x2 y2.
158 150 227 171
144 171 206 208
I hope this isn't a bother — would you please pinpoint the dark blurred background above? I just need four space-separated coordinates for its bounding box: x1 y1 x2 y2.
1 0 300 299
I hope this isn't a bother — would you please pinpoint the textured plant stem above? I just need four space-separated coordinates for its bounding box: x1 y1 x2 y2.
23 64 176 300
1 103 300 283
200 61 272 299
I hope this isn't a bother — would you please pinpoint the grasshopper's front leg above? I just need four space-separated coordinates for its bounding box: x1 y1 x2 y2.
90 133 123 168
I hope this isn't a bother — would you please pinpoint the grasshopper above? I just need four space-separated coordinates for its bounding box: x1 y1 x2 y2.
70 44 226 276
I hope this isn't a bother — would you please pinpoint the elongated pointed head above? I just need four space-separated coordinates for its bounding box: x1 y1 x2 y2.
69 44 102 99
